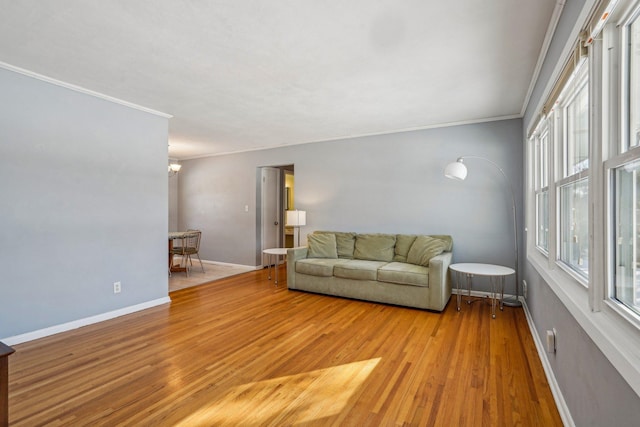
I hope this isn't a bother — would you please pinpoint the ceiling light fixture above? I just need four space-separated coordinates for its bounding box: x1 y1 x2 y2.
168 163 182 176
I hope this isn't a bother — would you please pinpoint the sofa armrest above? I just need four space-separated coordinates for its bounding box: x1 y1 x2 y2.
286 247 308 289
427 252 453 311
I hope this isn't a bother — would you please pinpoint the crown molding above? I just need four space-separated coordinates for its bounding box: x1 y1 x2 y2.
0 61 172 119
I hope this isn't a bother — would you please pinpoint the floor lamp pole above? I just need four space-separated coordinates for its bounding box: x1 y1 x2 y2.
445 156 521 307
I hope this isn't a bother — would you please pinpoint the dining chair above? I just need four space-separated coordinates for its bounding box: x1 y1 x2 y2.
183 229 205 273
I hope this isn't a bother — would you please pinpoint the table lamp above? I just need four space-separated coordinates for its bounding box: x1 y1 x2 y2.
286 210 306 247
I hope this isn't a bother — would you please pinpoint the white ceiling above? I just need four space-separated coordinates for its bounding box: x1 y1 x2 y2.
0 1 558 159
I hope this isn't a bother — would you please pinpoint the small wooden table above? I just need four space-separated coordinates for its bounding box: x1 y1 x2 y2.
263 248 288 284
168 231 190 274
449 263 515 318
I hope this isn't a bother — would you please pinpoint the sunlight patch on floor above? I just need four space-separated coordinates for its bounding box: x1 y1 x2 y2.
175 358 381 426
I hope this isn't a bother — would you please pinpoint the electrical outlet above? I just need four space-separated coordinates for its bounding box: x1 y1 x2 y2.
546 328 557 353
113 281 121 294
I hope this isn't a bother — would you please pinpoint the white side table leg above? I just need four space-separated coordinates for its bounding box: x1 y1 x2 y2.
490 276 497 319
500 276 505 311
456 271 462 311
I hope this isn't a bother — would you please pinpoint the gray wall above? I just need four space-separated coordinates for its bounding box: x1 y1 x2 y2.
178 119 523 295
0 68 169 339
168 172 179 231
525 266 640 425
522 0 640 425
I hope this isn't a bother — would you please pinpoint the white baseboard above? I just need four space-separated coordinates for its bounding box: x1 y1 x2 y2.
522 299 575 427
2 297 171 346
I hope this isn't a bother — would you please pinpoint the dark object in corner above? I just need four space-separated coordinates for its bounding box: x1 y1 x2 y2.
0 341 15 427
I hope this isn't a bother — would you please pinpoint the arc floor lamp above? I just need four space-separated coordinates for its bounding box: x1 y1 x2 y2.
444 156 521 307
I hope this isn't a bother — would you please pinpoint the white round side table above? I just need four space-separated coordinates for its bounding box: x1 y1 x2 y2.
449 263 515 318
263 248 288 284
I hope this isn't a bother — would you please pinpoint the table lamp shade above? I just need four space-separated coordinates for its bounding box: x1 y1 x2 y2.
286 210 306 227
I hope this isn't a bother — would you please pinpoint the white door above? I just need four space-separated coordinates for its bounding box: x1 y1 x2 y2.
261 167 281 257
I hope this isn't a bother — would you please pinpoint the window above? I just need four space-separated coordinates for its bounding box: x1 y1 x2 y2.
565 76 589 174
536 190 549 251
528 57 590 278
609 8 640 318
558 60 589 280
612 158 640 316
559 177 589 277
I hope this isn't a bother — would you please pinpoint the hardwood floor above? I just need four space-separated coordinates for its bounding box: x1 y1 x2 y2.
8 267 562 426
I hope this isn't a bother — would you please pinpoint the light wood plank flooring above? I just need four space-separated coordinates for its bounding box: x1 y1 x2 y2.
8 266 562 426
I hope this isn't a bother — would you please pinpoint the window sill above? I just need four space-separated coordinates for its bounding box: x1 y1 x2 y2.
528 251 640 398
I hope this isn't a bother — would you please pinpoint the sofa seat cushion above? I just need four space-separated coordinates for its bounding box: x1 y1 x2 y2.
378 262 429 287
296 258 348 277
334 260 388 281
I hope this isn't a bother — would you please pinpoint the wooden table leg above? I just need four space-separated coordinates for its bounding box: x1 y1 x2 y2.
169 238 187 273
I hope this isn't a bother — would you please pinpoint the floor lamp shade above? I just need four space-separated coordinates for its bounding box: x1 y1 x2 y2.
444 159 468 181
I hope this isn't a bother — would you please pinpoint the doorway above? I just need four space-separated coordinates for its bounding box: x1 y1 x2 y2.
256 165 294 266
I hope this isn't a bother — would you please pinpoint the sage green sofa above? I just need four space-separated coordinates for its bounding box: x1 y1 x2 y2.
286 231 453 311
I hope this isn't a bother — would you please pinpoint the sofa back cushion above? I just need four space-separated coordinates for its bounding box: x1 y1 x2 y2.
407 235 448 266
394 234 417 262
430 234 453 251
314 231 356 258
354 233 396 262
307 233 338 258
